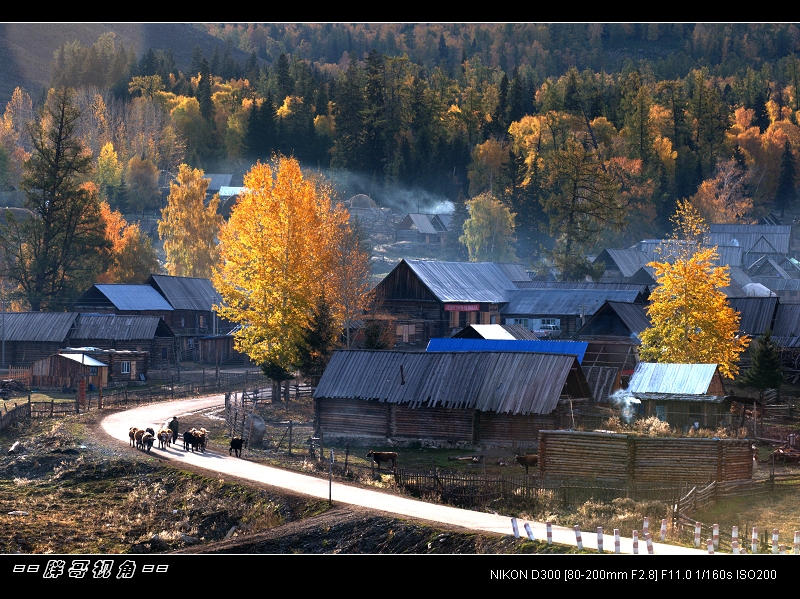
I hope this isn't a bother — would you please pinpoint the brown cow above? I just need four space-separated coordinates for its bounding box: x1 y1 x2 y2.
515 454 538 475
367 450 398 472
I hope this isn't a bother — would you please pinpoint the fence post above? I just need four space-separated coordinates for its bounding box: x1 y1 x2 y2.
288 420 292 456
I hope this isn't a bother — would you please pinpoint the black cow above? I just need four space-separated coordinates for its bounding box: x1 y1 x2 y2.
229 436 244 457
514 454 538 475
367 450 398 472
183 430 199 452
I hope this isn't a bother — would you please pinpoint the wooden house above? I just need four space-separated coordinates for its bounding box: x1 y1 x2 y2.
72 284 174 320
31 352 108 389
625 362 733 430
67 313 176 375
395 213 451 245
145 274 231 360
0 312 77 367
500 288 646 337
313 349 593 449
372 259 524 342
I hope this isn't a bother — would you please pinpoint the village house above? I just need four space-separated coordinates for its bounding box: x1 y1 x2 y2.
31 352 108 390
313 349 593 449
372 259 525 343
624 362 733 431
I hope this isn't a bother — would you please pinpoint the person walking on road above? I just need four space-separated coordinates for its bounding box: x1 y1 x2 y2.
168 416 179 445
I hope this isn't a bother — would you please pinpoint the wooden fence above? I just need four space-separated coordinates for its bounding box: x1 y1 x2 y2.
392 469 685 509
674 473 800 551
0 370 276 432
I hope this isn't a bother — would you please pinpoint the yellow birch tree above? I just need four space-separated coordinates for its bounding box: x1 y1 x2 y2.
158 164 223 278
213 156 353 371
639 200 749 378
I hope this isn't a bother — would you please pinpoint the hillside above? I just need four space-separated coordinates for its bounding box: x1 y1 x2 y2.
0 23 251 104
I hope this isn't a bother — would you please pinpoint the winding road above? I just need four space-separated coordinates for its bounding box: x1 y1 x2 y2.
101 394 707 555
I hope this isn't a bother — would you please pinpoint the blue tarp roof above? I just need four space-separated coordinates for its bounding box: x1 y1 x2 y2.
425 338 588 364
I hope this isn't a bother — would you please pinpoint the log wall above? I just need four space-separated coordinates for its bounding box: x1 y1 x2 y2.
538 431 753 484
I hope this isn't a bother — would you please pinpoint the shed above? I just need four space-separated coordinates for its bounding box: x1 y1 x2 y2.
31 353 108 389
69 314 175 369
313 350 592 448
625 362 732 430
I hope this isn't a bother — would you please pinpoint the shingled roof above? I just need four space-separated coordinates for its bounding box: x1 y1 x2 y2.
400 259 518 303
314 350 590 415
0 312 77 342
71 314 174 341
146 275 222 312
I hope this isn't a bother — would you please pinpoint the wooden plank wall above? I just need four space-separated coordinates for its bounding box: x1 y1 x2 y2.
539 431 752 483
478 412 557 443
317 398 389 437
392 404 474 440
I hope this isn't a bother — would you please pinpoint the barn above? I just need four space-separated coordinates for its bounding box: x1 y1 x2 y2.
625 362 733 430
31 353 108 389
313 349 593 449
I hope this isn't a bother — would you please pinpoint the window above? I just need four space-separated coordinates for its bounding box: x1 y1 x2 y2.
199 315 205 327
89 366 98 376
507 318 529 328
655 405 666 422
121 361 130 375
180 317 186 328
162 347 168 360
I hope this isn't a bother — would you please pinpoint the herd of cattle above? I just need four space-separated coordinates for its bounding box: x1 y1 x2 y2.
128 424 245 457
125 426 536 475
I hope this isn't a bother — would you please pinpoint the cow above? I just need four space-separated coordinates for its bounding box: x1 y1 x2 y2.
157 429 171 450
229 436 244 457
134 429 146 450
129 427 139 448
366 450 398 472
514 454 538 475
183 430 198 452
141 431 154 452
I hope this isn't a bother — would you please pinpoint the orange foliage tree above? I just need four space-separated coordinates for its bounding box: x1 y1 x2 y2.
213 155 368 371
639 200 749 378
98 200 160 284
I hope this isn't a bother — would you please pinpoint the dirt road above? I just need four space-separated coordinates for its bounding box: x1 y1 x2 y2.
101 395 707 555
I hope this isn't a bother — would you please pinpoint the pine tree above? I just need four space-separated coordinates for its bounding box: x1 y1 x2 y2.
296 295 338 381
0 87 110 311
740 330 784 402
775 140 797 217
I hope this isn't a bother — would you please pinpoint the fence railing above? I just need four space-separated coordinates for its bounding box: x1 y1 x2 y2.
392 469 685 509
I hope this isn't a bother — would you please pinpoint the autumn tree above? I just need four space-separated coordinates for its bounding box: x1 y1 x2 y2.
639 200 749 378
94 142 124 208
126 155 160 212
0 88 110 311
158 164 223 278
542 137 625 280
213 156 357 375
460 192 517 263
689 160 753 224
98 200 160 284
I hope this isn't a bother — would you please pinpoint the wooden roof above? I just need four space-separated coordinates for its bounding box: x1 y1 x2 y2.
314 350 591 415
146 275 221 312
0 312 77 342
